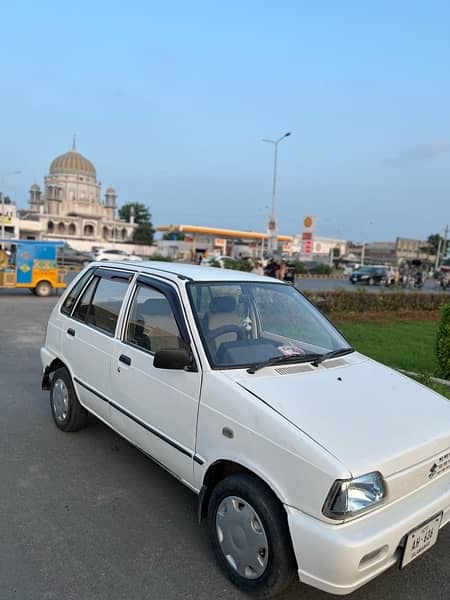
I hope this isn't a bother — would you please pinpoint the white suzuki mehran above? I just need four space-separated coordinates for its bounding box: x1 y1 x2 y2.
41 262 450 597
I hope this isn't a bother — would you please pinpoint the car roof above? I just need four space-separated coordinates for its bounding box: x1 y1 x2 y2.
93 260 270 283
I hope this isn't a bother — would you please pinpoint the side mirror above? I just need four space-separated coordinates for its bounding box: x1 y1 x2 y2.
153 348 191 370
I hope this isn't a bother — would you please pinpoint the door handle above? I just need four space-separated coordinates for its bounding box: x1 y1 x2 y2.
119 354 132 366
67 328 75 337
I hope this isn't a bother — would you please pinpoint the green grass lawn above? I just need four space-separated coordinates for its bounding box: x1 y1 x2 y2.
337 320 439 374
336 319 450 400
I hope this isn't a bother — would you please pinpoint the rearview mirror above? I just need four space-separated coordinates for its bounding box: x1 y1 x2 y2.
153 348 191 370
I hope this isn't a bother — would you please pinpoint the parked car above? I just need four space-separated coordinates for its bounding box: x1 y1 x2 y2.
41 262 450 598
94 248 143 261
58 243 93 267
200 255 229 268
350 265 387 285
343 263 360 276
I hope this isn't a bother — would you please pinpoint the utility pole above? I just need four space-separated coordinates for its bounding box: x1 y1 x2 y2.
435 236 443 271
262 132 292 255
0 192 4 250
443 225 449 260
434 225 448 272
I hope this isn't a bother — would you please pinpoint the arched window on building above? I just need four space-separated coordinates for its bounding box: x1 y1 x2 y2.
68 223 76 235
121 228 127 240
57 222 65 234
83 223 94 237
47 221 54 233
102 226 109 240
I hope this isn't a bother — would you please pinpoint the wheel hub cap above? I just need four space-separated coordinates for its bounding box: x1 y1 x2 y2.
53 379 69 421
216 496 268 579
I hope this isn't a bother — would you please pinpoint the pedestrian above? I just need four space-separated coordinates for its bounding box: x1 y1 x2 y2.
252 261 264 276
264 258 277 278
278 261 287 281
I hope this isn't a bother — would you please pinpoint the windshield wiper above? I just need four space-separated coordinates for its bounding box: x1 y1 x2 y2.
247 353 322 374
310 347 354 367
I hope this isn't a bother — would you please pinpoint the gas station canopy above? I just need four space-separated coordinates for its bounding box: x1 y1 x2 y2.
157 224 292 242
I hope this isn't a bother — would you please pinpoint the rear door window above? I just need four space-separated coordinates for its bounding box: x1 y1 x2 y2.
87 277 130 335
72 272 131 336
61 269 94 316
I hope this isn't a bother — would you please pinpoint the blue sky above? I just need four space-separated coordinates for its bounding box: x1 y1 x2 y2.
1 0 449 241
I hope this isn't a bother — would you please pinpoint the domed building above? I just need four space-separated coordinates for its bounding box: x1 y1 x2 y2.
27 142 135 243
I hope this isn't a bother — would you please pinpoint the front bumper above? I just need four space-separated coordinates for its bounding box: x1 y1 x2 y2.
286 473 450 595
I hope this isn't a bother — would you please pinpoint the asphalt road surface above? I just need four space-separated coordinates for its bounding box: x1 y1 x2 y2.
0 292 449 600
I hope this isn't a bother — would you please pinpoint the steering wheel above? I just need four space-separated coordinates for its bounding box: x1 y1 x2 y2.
207 324 245 342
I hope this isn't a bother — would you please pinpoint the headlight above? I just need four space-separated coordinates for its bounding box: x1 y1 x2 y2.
322 472 386 520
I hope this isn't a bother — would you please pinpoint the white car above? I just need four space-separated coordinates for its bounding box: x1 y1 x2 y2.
200 255 229 268
94 248 143 261
343 263 360 276
40 262 450 598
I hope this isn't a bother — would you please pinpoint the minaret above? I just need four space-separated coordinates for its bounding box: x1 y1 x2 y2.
46 183 61 215
29 184 42 212
104 186 117 221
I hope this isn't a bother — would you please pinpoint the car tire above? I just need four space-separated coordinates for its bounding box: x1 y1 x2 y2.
207 473 296 598
50 367 88 432
35 280 52 297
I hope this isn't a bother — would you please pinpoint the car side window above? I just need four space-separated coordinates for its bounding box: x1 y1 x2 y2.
61 269 94 316
72 276 99 322
86 277 130 335
72 275 129 335
125 284 183 353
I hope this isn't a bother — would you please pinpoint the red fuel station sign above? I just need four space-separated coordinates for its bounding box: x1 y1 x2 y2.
302 231 313 255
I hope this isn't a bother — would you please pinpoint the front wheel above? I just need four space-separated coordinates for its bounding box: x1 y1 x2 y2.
207 474 296 598
50 367 88 432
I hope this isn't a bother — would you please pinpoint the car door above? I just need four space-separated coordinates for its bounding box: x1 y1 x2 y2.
110 274 201 486
61 267 133 423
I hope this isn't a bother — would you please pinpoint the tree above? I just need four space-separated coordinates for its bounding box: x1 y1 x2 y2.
118 202 155 245
427 234 443 255
132 222 154 245
119 202 151 225
162 231 185 241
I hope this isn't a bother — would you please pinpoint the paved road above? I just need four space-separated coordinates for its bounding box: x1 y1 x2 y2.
0 293 449 600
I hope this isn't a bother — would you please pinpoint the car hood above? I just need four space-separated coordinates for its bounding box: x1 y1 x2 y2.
230 356 450 477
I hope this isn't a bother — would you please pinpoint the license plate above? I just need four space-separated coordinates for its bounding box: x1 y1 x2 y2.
401 513 442 568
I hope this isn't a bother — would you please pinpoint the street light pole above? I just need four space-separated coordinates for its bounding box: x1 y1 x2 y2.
1 171 22 249
262 132 291 255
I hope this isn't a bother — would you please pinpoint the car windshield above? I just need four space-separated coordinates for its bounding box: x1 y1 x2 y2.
188 281 351 369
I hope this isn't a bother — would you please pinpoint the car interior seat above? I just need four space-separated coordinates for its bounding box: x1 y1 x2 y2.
131 297 181 352
206 295 242 351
